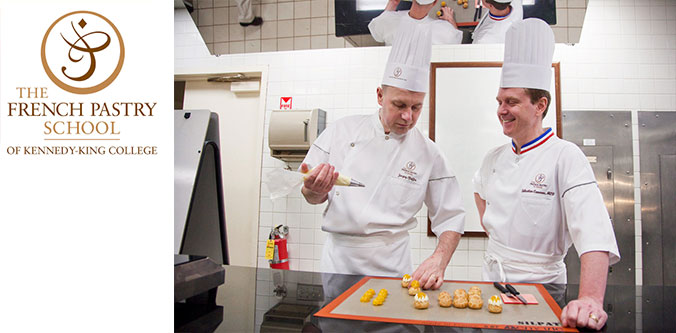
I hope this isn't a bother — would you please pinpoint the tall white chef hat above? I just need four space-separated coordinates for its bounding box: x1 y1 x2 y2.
500 18 555 92
381 15 432 93
415 0 435 5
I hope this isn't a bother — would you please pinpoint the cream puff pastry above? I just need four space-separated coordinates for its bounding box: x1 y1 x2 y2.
408 280 421 296
414 292 429 309
468 295 483 309
468 286 482 297
488 295 503 313
438 291 452 307
401 274 412 288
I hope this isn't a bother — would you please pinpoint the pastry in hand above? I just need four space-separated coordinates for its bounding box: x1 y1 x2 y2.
414 292 429 309
488 295 503 313
468 286 482 297
401 274 412 288
408 280 421 295
438 291 452 307
468 295 483 309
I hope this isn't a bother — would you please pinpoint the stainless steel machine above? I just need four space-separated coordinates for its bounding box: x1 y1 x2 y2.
174 109 229 265
174 109 228 332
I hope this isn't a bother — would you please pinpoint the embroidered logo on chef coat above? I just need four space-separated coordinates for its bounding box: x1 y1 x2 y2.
398 161 418 182
534 173 546 184
522 173 555 196
530 173 549 189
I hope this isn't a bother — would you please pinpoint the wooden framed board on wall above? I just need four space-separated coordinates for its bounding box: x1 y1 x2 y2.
427 62 561 237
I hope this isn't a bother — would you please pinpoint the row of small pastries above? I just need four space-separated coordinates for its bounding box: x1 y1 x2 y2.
400 275 503 313
403 276 482 297
417 291 502 312
450 288 482 309
443 290 502 312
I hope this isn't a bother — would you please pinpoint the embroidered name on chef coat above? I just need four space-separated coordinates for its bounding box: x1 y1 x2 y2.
397 160 418 183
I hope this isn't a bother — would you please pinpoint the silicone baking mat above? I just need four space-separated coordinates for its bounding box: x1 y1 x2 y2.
315 276 578 331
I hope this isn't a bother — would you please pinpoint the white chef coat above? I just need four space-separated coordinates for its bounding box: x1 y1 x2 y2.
368 10 463 46
472 0 523 44
473 128 620 284
302 112 465 277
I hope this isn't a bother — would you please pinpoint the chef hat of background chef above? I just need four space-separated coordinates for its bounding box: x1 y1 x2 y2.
415 0 435 4
500 18 555 92
381 15 433 93
491 0 513 3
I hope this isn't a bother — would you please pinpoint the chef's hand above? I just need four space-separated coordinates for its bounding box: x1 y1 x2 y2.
301 163 339 204
439 7 458 29
560 296 607 330
412 254 445 290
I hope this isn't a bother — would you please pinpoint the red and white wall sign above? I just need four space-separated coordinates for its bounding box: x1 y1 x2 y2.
280 97 292 110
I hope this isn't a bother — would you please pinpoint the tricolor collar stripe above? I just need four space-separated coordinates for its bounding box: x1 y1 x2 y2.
520 132 554 154
523 128 553 149
511 128 554 154
489 8 512 21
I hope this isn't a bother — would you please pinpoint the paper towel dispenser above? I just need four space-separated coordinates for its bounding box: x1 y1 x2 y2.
268 108 326 162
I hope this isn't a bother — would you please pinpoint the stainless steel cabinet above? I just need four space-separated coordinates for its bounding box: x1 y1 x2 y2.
562 111 634 286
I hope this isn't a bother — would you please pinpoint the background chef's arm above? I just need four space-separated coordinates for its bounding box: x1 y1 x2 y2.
439 7 459 29
472 169 488 233
384 0 400 11
368 0 400 43
473 193 487 232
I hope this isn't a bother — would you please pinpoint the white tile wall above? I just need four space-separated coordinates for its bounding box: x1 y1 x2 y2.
175 0 676 285
188 0 346 54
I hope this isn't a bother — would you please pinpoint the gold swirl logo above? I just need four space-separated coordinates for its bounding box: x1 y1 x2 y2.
41 11 124 94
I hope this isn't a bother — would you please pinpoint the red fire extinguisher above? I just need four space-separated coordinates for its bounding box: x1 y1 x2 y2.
268 225 289 270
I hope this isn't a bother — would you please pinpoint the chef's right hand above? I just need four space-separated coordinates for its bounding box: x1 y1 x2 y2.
301 163 339 198
439 7 458 29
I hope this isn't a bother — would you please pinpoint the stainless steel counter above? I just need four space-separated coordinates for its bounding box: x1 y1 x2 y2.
176 265 676 332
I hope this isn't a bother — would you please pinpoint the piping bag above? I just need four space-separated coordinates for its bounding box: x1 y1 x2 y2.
264 166 365 200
